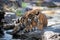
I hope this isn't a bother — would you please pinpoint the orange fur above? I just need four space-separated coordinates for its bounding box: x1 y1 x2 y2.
12 9 48 34
24 9 48 31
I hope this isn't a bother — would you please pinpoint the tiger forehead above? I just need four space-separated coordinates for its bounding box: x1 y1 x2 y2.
25 9 40 14
24 9 41 17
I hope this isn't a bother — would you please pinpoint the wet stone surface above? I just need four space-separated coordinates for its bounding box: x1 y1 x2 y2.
0 30 42 40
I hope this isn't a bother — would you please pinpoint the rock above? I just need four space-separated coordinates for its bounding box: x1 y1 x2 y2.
12 30 42 40
43 31 60 40
3 24 15 30
4 12 17 24
0 11 5 36
0 27 4 37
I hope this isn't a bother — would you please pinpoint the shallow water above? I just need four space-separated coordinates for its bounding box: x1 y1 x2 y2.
0 31 12 40
44 24 60 33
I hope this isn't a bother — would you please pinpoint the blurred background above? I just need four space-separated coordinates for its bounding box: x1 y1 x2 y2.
0 0 60 16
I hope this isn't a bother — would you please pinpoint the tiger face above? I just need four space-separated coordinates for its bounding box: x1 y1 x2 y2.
23 9 48 32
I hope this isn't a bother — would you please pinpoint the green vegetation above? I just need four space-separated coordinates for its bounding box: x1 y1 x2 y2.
16 2 27 16
22 2 27 8
16 10 22 16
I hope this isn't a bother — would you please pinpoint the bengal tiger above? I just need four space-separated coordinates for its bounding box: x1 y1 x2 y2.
10 9 48 34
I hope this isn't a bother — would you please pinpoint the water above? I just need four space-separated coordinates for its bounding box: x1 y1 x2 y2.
4 31 12 40
44 24 60 33
52 0 60 2
0 31 12 40
0 30 22 40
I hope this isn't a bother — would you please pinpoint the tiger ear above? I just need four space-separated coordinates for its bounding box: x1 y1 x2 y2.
38 11 40 14
35 11 40 15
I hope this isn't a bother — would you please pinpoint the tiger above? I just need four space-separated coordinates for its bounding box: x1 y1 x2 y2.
10 9 48 35
10 11 36 34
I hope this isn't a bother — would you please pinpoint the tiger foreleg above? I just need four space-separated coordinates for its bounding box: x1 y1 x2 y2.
38 23 43 30
23 28 29 33
23 25 33 33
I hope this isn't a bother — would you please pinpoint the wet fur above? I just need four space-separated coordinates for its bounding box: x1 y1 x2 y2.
11 9 48 34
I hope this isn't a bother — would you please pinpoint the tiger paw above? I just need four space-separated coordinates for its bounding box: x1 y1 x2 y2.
23 29 31 33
